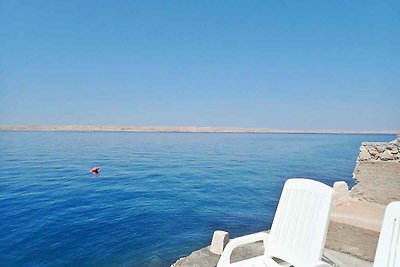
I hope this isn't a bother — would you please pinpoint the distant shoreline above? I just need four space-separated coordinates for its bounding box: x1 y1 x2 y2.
0 125 398 134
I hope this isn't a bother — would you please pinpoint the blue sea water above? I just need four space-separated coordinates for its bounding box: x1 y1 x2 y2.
0 132 395 266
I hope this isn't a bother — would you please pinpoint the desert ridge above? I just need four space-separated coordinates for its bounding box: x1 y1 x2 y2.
0 125 398 134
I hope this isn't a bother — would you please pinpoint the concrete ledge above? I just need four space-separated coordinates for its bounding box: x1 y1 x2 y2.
329 200 385 232
326 200 385 261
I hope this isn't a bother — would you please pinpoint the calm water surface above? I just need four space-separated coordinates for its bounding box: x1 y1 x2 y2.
0 132 395 266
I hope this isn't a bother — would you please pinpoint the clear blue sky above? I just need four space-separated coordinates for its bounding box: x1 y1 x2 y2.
1 1 399 130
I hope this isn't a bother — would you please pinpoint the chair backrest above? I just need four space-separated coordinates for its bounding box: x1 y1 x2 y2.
374 201 400 267
266 178 333 266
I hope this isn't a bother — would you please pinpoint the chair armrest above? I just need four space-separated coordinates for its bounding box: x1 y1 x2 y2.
217 232 269 267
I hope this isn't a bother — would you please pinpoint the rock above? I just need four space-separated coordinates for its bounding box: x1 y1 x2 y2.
367 147 378 156
359 146 371 161
209 230 229 255
376 145 386 153
332 181 350 206
387 144 396 150
391 139 400 146
387 145 399 154
379 150 395 161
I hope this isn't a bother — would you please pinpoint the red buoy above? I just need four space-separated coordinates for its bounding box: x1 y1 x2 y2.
91 167 100 174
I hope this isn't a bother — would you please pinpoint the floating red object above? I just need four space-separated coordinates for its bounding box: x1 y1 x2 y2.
91 167 100 173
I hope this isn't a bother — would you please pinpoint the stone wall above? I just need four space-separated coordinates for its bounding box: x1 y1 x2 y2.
351 136 400 205
358 139 400 162
326 136 400 261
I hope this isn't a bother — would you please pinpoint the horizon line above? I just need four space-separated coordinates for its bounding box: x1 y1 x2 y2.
0 125 399 135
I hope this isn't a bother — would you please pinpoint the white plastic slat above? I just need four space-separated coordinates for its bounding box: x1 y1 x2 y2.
374 202 400 267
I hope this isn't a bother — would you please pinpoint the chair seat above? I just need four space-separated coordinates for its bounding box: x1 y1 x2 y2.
228 256 290 267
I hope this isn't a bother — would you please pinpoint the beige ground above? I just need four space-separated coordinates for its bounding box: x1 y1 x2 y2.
0 125 398 134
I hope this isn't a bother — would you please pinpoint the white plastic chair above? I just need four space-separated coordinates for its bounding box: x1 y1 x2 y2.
217 178 333 267
374 201 400 267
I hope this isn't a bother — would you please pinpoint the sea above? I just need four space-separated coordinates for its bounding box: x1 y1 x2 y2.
0 132 395 266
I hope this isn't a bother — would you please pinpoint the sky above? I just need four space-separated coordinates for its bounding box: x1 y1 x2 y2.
0 0 399 131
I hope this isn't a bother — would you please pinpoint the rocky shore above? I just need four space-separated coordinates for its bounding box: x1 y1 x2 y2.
325 135 400 261
171 135 400 266
358 139 400 162
351 138 400 205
